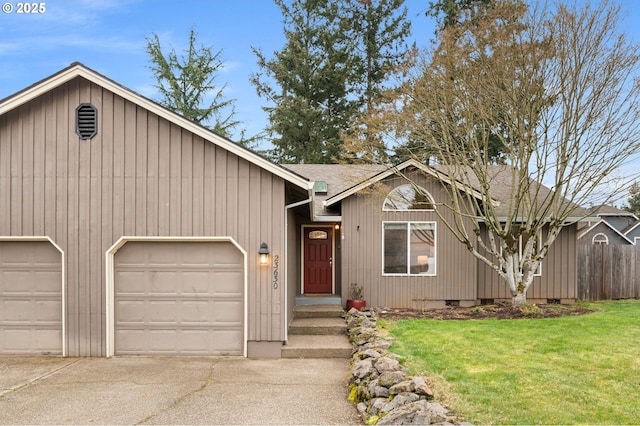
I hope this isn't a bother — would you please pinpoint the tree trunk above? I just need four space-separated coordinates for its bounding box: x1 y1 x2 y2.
512 291 527 306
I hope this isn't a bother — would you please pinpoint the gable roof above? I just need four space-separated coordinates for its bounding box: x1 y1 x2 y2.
320 159 490 208
282 164 387 219
577 219 635 244
0 62 311 192
288 159 590 222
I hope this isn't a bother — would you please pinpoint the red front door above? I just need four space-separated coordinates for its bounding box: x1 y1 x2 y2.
304 227 333 293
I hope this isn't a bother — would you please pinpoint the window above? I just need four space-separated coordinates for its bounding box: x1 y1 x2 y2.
592 233 609 245
308 230 328 240
383 222 436 276
635 237 640 246
383 184 434 211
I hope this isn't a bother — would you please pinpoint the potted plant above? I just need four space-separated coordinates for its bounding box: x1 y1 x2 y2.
346 282 366 311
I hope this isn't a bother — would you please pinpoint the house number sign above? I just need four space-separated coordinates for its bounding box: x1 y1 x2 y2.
272 254 280 289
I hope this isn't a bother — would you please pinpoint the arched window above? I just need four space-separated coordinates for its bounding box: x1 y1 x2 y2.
592 233 609 245
383 184 434 211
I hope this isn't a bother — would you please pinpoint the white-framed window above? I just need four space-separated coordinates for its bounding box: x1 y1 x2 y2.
383 184 435 211
383 222 436 276
634 236 640 246
592 233 609 245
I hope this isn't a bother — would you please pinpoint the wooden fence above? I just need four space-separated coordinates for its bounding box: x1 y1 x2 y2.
578 245 640 301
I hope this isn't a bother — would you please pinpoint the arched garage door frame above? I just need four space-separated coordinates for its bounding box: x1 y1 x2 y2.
105 236 248 357
0 236 66 356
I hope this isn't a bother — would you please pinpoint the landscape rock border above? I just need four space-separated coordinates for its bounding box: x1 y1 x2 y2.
345 308 471 425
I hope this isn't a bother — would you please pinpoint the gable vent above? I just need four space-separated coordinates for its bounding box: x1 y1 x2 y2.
76 103 97 139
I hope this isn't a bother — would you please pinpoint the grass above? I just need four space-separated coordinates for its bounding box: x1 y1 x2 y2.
381 300 640 425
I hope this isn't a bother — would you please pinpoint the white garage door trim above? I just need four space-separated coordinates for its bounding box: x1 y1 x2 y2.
105 236 248 357
0 236 66 356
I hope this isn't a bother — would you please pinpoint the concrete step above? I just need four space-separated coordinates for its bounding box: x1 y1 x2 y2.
288 317 347 335
293 304 345 319
281 335 352 358
295 295 342 306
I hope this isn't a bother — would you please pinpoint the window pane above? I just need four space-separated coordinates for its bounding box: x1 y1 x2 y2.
383 185 434 210
410 223 435 275
384 223 408 273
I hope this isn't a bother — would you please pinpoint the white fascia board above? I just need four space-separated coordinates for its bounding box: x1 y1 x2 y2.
0 63 310 192
577 219 634 243
313 215 342 222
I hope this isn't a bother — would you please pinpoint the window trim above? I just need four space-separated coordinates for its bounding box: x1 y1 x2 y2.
519 230 543 277
382 184 435 212
382 221 437 277
634 237 640 246
592 233 609 245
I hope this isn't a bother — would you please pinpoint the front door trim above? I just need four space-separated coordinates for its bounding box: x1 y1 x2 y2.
300 225 335 294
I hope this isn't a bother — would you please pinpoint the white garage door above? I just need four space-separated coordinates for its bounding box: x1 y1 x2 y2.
114 241 245 356
0 241 63 355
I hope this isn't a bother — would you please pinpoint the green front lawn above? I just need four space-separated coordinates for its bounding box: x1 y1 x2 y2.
382 300 640 425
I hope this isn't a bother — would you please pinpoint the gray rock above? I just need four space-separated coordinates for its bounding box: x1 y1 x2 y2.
389 379 413 394
356 402 368 416
424 402 451 423
378 370 406 388
352 358 375 379
377 400 432 425
357 348 383 360
381 392 420 413
368 397 390 417
374 356 404 374
368 379 390 398
411 376 434 399
364 340 393 350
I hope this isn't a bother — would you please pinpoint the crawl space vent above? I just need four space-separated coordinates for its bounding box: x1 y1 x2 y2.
76 103 97 139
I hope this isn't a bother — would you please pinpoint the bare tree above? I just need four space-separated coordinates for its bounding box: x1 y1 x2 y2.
373 0 640 304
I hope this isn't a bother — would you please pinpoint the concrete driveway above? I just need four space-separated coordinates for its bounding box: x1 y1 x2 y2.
0 357 361 425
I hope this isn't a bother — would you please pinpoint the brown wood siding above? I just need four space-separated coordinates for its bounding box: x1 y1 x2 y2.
578 245 640 300
477 224 578 300
341 175 477 308
0 77 287 356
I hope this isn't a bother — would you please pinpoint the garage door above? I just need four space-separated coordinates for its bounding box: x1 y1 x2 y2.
114 241 245 356
0 241 63 355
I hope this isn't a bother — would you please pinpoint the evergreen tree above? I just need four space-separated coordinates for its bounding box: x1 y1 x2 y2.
252 0 358 163
626 182 640 217
344 0 413 163
146 28 239 138
253 0 412 164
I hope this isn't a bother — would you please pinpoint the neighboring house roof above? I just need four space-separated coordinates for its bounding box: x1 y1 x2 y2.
577 219 635 244
0 62 312 192
590 204 638 218
586 204 640 235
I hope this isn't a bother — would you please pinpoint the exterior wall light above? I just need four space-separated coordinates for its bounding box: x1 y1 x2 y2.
259 242 269 265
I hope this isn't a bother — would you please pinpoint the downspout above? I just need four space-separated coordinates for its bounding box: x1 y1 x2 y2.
284 192 313 343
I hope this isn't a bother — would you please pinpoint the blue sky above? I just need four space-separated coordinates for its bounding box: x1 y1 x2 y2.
2 0 640 162
0 0 436 142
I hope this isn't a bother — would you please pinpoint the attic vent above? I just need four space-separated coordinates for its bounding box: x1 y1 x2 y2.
76 103 97 139
313 181 328 193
